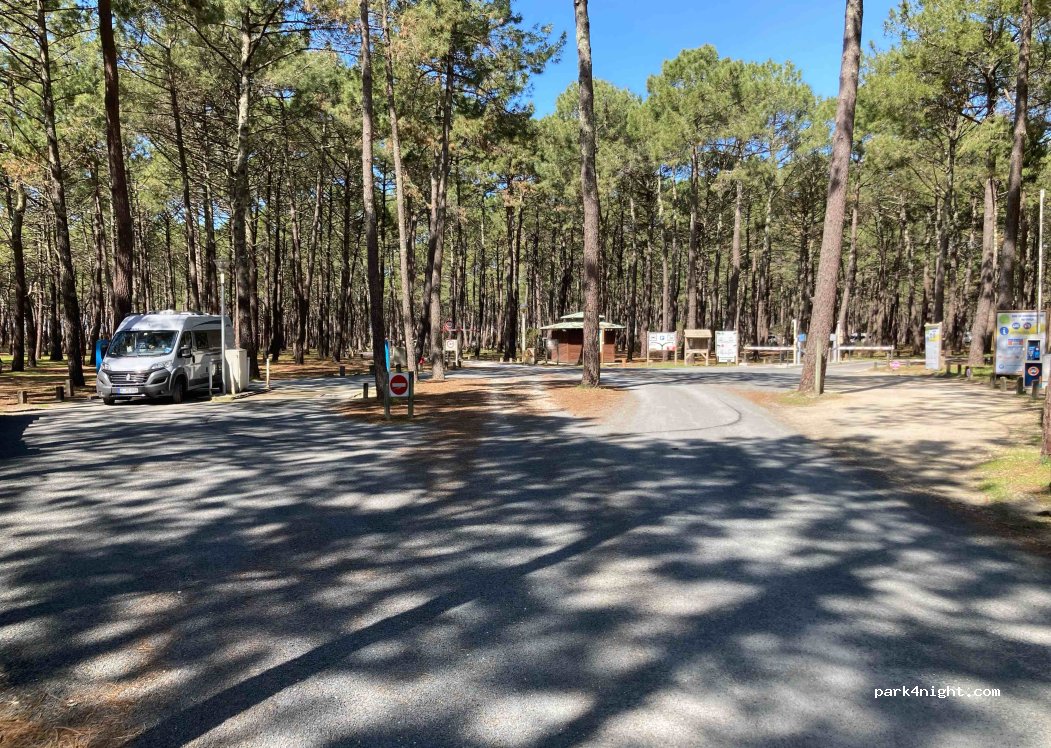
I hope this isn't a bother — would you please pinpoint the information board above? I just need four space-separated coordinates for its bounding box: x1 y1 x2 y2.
647 331 677 351
994 311 1047 376
924 323 942 370
715 330 738 363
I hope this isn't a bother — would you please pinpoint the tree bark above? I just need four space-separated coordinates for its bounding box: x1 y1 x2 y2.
360 0 387 393
686 148 699 329
727 179 743 329
35 0 84 386
99 0 134 330
835 182 860 345
381 0 416 375
427 48 455 381
998 0 1032 312
5 179 27 371
996 0 1029 313
798 0 861 394
166 43 201 311
575 0 601 386
231 10 259 377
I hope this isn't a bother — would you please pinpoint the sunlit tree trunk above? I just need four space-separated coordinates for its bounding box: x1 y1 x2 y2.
360 0 387 393
35 0 84 386
99 0 134 329
799 0 861 394
575 0 601 386
997 0 1032 311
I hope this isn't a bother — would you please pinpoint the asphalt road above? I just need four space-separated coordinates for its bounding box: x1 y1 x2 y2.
1 363 1050 747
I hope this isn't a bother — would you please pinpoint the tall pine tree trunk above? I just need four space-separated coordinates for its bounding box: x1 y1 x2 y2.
99 0 134 329
360 0 387 393
6 180 27 371
997 0 1032 311
35 0 84 386
232 10 259 377
381 0 416 375
575 0 601 386
798 0 861 394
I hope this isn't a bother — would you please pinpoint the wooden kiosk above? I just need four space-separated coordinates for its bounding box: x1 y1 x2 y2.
684 329 712 365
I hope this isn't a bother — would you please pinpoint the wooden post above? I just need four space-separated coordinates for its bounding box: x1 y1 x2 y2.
1032 380 1041 398
17 390 28 405
408 372 415 418
55 385 64 402
363 382 369 400
339 364 346 377
265 358 271 389
65 378 74 397
999 376 1008 392
1015 377 1025 395
383 381 390 420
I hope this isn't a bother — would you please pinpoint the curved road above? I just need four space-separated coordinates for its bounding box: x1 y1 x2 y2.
1 363 1049 747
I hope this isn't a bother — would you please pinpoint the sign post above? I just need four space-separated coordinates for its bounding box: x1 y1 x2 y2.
715 330 739 364
646 332 677 364
924 323 942 370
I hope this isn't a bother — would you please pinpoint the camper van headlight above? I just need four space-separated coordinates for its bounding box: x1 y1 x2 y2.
149 361 173 372
101 361 111 372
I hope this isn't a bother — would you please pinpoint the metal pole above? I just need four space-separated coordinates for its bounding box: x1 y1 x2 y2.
219 270 227 395
1039 188 1045 314
792 318 799 366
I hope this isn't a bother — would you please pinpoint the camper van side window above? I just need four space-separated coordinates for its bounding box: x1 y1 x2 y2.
206 330 222 351
193 331 209 351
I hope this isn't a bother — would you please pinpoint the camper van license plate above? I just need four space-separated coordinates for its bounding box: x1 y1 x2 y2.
114 387 140 395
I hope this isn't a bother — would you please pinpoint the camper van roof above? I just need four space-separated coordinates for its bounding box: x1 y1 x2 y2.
116 312 225 332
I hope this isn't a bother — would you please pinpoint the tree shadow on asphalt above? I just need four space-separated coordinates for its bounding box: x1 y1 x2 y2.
1 376 1050 747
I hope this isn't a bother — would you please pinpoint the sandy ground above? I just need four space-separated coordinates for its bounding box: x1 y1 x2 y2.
734 370 1051 553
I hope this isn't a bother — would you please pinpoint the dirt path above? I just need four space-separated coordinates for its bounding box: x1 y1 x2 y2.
734 370 1051 554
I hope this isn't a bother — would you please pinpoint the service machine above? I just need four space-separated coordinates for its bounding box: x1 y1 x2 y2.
1024 337 1043 388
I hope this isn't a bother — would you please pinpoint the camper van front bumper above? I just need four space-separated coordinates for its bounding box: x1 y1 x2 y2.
97 369 172 399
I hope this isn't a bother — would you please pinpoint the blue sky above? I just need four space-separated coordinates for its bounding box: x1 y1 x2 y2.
516 0 900 116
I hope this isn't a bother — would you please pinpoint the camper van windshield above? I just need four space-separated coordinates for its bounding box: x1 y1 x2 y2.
108 330 177 357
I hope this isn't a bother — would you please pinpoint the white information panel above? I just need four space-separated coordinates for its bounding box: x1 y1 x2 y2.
995 311 1046 376
647 331 676 351
715 330 738 363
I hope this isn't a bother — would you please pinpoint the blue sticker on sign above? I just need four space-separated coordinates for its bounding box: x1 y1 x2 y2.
1000 327 1010 335
1012 322 1021 329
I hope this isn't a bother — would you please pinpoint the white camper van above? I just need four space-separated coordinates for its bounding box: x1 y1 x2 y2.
96 312 233 405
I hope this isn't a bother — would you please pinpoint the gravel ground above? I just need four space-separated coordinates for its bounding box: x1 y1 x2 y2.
1 362 1050 747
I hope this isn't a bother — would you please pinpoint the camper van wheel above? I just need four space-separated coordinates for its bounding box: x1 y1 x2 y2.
103 396 116 406
170 378 186 405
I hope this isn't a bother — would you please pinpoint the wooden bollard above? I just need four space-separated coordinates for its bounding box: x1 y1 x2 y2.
65 378 74 397
1015 377 1025 395
998 377 1008 392
55 385 65 402
1032 381 1042 398
339 365 346 377
363 382 369 400
17 390 28 405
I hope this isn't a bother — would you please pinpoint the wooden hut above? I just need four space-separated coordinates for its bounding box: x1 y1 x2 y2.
540 312 624 364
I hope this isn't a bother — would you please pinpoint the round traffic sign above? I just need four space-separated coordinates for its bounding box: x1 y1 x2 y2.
389 372 409 397
1028 365 1040 377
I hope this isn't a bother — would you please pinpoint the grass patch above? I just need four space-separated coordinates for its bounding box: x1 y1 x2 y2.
976 447 1051 507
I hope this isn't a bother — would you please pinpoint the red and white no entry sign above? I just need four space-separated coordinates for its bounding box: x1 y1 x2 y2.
389 372 410 397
